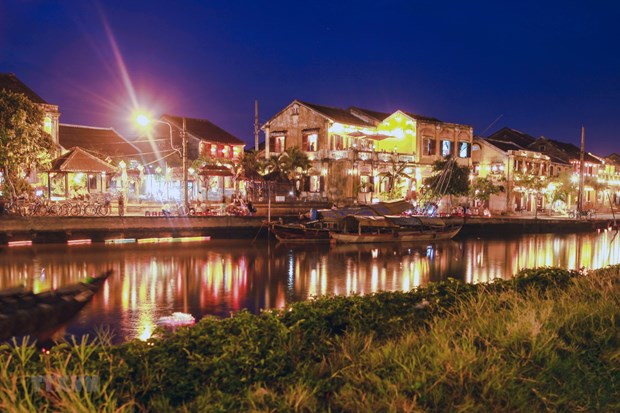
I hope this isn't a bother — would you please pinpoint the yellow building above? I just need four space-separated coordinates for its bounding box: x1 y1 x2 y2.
262 100 473 204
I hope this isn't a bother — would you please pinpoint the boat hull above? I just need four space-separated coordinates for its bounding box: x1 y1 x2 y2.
330 226 462 244
271 223 331 243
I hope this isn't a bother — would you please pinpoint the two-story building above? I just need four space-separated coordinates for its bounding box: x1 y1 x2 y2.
262 100 473 204
529 137 603 209
0 73 61 146
132 114 245 202
0 73 62 196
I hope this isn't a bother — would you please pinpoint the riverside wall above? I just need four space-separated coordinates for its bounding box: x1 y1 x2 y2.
0 214 615 245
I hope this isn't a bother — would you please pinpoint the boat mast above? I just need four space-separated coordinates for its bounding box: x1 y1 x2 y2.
577 127 585 214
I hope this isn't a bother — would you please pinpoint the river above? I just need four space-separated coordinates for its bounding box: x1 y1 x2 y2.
1 229 619 343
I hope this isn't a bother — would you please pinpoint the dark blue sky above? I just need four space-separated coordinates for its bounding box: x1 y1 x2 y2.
2 0 619 155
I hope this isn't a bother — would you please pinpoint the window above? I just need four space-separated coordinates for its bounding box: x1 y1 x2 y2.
441 140 453 157
458 142 471 158
331 134 344 151
270 135 285 152
43 116 52 134
302 132 318 152
422 137 436 156
309 175 322 193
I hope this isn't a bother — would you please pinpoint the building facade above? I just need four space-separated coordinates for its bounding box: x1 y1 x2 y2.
262 100 473 205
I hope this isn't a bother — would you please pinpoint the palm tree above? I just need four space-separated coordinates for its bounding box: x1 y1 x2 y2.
277 146 311 181
377 161 412 200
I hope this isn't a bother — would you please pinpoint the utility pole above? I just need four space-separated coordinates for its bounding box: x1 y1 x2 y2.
182 117 188 208
577 126 585 215
254 100 259 151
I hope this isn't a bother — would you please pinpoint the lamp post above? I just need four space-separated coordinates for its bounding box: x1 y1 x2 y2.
136 114 188 208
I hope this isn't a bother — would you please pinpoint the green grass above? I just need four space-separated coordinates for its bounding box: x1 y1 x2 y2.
1 265 618 412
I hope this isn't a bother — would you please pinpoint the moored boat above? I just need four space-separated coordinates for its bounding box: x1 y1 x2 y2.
0 270 113 342
270 202 410 243
270 220 333 242
329 215 462 244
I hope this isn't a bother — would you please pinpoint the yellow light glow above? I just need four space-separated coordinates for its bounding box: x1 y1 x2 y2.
67 239 92 245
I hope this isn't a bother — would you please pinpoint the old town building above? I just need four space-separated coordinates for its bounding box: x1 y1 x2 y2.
132 114 245 203
0 73 61 148
472 134 552 213
262 100 473 204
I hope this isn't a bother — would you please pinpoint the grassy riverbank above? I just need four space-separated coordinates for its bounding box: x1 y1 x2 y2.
1 266 619 412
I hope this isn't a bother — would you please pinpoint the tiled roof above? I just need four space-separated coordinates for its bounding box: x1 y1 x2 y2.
297 101 375 127
484 138 524 152
606 153 620 165
162 115 245 145
49 147 118 173
349 107 392 122
59 124 140 159
402 111 442 122
0 73 47 104
486 127 536 149
531 138 601 164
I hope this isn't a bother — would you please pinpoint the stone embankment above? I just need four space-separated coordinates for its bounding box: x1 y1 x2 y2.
0 213 616 245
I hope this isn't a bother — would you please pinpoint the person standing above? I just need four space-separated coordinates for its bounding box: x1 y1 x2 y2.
118 193 125 217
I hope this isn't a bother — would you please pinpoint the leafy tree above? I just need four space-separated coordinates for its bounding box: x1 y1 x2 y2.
547 171 577 205
0 90 54 198
512 170 546 195
423 157 470 200
471 176 504 203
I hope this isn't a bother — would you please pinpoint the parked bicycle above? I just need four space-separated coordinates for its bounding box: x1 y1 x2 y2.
569 209 596 219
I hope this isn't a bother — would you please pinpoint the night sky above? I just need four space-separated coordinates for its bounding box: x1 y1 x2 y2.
2 0 619 155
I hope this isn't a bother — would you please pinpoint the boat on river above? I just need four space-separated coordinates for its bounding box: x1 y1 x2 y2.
329 215 462 244
0 270 113 342
270 201 413 243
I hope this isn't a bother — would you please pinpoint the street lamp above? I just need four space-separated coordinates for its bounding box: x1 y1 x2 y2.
135 114 188 208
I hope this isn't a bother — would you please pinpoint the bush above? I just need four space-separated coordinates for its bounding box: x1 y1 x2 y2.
1 266 617 411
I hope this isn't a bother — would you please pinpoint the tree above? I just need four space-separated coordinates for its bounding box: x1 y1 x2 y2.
276 146 311 181
0 90 54 198
423 157 470 201
377 161 412 200
471 176 504 204
241 150 276 181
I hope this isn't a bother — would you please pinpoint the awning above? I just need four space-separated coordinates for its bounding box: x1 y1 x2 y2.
365 133 394 141
347 131 366 137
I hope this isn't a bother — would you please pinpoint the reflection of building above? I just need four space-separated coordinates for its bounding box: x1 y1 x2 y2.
133 115 245 202
262 100 473 203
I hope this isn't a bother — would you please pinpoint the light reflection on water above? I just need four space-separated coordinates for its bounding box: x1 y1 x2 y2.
0 230 618 342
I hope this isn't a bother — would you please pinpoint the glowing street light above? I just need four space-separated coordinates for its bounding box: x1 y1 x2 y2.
135 113 188 208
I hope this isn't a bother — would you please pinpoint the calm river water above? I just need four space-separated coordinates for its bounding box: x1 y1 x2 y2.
1 229 619 343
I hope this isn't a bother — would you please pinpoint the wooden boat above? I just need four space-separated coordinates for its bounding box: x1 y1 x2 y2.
270 203 401 243
329 215 462 244
0 270 113 342
270 220 334 243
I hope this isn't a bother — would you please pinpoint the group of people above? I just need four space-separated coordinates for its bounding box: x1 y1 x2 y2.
224 196 256 216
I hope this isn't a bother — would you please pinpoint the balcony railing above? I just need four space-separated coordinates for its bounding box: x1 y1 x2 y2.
313 148 417 163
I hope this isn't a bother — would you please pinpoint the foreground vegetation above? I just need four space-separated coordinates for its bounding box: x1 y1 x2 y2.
1 266 619 412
